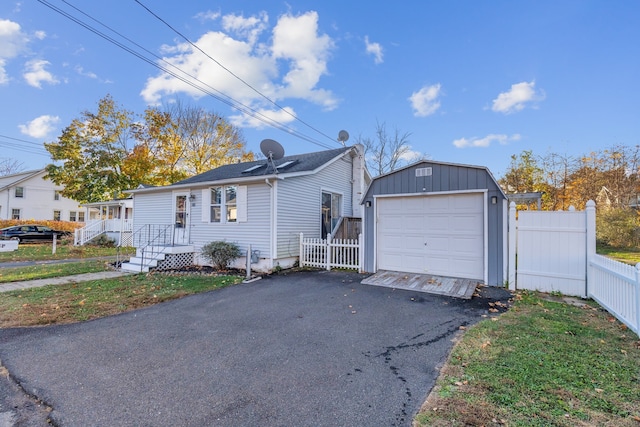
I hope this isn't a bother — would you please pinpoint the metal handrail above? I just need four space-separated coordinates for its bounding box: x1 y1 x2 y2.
131 224 175 272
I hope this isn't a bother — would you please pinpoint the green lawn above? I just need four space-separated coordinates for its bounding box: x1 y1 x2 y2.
0 261 110 283
415 291 640 426
0 273 242 327
0 244 135 262
596 245 640 265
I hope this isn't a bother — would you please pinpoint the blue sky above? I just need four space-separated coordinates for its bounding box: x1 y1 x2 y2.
1 0 639 178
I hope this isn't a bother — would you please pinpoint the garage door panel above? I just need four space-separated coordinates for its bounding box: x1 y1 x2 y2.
377 193 484 280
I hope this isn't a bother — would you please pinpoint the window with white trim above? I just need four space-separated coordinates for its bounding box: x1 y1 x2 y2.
15 187 24 198
53 210 61 221
11 209 20 220
54 191 60 201
206 185 246 223
69 211 77 222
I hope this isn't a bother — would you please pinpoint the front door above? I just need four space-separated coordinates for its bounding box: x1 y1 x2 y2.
173 193 190 244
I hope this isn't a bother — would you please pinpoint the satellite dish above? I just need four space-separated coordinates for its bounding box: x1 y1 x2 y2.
260 139 285 161
337 130 349 146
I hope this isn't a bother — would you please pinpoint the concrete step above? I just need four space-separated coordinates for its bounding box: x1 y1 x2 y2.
121 262 150 273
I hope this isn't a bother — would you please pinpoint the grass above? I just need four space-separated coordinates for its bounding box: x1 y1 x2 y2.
597 244 640 265
0 272 242 327
0 243 135 263
0 260 110 283
414 291 640 427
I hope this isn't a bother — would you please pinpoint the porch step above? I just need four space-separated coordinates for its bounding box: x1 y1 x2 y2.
121 252 166 273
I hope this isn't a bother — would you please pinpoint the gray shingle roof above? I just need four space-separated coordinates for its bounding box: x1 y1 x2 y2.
173 146 352 185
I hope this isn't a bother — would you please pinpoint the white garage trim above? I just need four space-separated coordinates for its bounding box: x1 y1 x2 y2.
373 190 488 284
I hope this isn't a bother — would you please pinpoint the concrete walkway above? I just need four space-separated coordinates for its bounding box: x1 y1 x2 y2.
0 270 133 293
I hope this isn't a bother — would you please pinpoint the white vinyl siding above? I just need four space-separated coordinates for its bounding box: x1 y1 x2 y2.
276 153 353 258
132 192 173 230
190 183 271 259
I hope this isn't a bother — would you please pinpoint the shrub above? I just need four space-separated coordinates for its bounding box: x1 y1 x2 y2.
89 234 116 247
201 241 241 270
596 208 640 248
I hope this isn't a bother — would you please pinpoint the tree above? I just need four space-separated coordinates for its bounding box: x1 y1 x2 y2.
357 121 419 176
0 159 24 176
44 95 135 203
166 102 252 176
499 150 544 193
45 96 254 203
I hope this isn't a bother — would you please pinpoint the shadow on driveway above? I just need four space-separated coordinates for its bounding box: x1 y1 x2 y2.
0 270 511 427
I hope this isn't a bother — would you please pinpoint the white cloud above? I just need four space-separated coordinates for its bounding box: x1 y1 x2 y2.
75 65 98 79
0 18 29 84
141 10 337 127
364 36 383 64
399 147 428 163
409 84 442 117
222 12 268 45
229 106 296 129
491 81 544 114
194 10 220 21
453 133 521 148
23 59 59 88
34 30 46 40
18 114 60 138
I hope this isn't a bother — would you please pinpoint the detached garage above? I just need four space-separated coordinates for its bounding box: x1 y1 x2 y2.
361 160 507 286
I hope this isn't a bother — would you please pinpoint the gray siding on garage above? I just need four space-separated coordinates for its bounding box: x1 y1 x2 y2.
361 161 506 286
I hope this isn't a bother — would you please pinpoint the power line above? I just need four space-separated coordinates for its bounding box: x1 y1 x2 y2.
134 0 340 146
37 0 338 150
0 135 50 157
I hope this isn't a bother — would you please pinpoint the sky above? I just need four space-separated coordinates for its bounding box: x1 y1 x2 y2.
1 0 639 179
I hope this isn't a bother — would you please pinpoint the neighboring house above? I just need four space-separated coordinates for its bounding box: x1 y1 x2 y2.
123 145 368 273
74 198 134 246
360 160 507 286
0 169 83 222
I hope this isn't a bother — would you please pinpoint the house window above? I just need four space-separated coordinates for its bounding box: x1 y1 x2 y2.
321 191 342 237
78 211 85 222
210 186 238 223
53 210 61 221
175 195 187 228
69 211 77 222
15 187 24 198
211 187 222 223
54 191 60 201
11 209 20 220
226 186 237 222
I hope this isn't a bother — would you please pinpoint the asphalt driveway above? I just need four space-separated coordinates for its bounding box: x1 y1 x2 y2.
0 271 511 427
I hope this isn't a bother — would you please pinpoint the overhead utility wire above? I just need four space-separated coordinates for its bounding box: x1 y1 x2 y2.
134 0 340 147
0 134 51 156
44 0 329 149
39 0 336 150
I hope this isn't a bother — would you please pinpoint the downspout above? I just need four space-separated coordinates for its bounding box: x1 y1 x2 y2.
265 178 275 271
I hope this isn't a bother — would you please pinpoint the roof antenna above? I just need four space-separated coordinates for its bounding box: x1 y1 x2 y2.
337 130 349 146
260 139 285 173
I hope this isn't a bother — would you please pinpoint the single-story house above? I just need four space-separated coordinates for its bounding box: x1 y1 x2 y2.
122 145 368 272
360 160 507 286
0 169 83 222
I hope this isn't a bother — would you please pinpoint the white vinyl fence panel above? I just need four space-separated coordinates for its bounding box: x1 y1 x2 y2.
588 254 640 335
514 207 587 297
509 200 639 337
299 233 362 271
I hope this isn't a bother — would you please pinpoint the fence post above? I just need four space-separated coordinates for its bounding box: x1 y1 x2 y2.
508 202 516 291
636 263 640 336
299 233 304 267
585 200 596 298
326 234 331 270
358 233 364 273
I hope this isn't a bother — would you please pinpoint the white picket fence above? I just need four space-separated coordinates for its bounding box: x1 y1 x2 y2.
299 233 362 271
509 200 640 336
